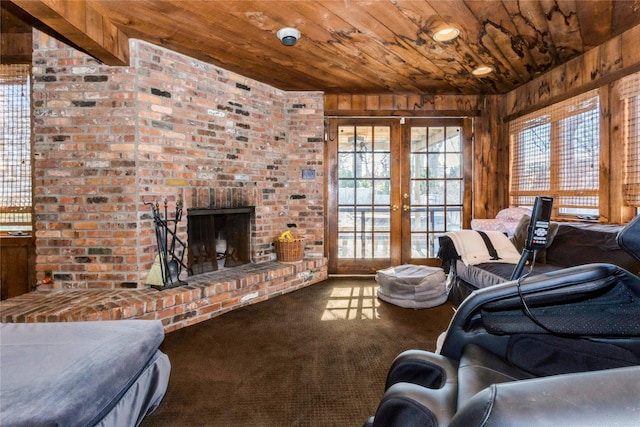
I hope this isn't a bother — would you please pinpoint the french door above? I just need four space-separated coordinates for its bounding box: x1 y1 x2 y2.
327 117 471 274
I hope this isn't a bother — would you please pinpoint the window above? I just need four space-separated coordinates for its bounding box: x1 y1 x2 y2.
509 90 600 218
620 71 640 207
0 64 32 231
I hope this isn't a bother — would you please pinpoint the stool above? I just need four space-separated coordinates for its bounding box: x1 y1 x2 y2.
376 264 447 309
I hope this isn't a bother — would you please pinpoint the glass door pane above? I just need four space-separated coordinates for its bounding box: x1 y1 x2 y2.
406 122 464 260
338 125 392 259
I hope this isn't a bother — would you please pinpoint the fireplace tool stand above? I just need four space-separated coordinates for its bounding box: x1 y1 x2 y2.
145 199 189 290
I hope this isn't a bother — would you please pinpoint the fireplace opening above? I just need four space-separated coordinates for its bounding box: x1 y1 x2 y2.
187 207 254 275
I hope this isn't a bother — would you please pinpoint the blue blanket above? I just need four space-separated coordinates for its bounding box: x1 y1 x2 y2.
0 320 170 426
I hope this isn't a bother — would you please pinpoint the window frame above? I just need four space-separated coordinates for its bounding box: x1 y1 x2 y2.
0 64 33 232
620 71 640 207
508 90 601 219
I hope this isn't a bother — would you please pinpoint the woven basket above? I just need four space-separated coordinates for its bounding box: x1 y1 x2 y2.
275 238 305 263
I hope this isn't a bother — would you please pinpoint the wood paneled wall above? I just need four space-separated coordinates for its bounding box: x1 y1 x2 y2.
503 24 640 224
504 25 640 120
1 234 35 299
1 3 33 64
324 94 481 117
472 95 507 220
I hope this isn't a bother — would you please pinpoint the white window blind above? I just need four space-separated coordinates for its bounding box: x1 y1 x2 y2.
0 64 32 230
620 71 640 207
509 90 600 216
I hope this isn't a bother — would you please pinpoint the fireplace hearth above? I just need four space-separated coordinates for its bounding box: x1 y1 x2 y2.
187 207 254 275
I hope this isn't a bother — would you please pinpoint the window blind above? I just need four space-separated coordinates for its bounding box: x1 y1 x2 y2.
0 64 32 230
620 71 640 207
509 90 600 216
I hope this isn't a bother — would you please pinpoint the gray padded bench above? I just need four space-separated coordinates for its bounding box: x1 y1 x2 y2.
376 264 447 309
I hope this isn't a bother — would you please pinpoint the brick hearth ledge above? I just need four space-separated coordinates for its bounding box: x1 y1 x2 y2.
0 259 327 333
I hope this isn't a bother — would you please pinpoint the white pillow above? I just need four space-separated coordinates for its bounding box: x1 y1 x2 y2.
496 207 532 221
445 230 521 265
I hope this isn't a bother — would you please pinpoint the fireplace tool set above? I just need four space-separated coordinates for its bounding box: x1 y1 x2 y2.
145 199 188 289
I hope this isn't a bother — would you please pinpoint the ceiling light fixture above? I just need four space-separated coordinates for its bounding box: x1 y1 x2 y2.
472 65 494 77
277 27 301 46
432 27 460 42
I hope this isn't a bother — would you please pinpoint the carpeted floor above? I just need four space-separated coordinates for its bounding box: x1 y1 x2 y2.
141 277 455 427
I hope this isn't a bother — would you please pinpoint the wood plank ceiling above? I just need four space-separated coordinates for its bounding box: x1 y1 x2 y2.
5 0 640 94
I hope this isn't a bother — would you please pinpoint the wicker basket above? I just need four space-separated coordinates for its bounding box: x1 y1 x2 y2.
275 238 305 263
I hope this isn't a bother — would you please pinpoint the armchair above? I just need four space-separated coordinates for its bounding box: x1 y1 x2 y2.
364 215 640 426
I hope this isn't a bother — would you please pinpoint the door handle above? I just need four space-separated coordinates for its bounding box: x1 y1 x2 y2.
392 205 399 211
403 205 410 212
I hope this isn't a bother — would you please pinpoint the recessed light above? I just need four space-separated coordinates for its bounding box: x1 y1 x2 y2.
472 65 494 76
433 27 460 42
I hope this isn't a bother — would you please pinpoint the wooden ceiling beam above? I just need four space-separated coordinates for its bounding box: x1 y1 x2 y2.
9 0 129 66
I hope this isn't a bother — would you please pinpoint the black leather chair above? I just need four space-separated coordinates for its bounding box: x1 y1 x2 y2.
364 216 640 426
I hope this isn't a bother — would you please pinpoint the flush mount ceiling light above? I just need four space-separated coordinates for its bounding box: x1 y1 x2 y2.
472 65 494 77
432 27 460 42
277 27 301 46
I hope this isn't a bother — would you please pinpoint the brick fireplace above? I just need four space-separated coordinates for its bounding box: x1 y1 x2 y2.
30 31 327 294
187 207 254 274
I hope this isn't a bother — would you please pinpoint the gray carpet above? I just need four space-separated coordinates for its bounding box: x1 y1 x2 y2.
141 277 455 426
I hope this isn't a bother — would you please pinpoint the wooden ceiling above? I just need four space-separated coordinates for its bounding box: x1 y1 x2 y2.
5 0 640 94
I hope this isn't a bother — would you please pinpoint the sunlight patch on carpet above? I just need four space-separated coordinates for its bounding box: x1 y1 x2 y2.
321 285 381 320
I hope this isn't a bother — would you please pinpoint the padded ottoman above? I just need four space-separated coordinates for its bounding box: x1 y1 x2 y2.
376 264 447 309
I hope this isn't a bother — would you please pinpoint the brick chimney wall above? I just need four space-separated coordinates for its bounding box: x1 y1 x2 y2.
32 31 325 289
